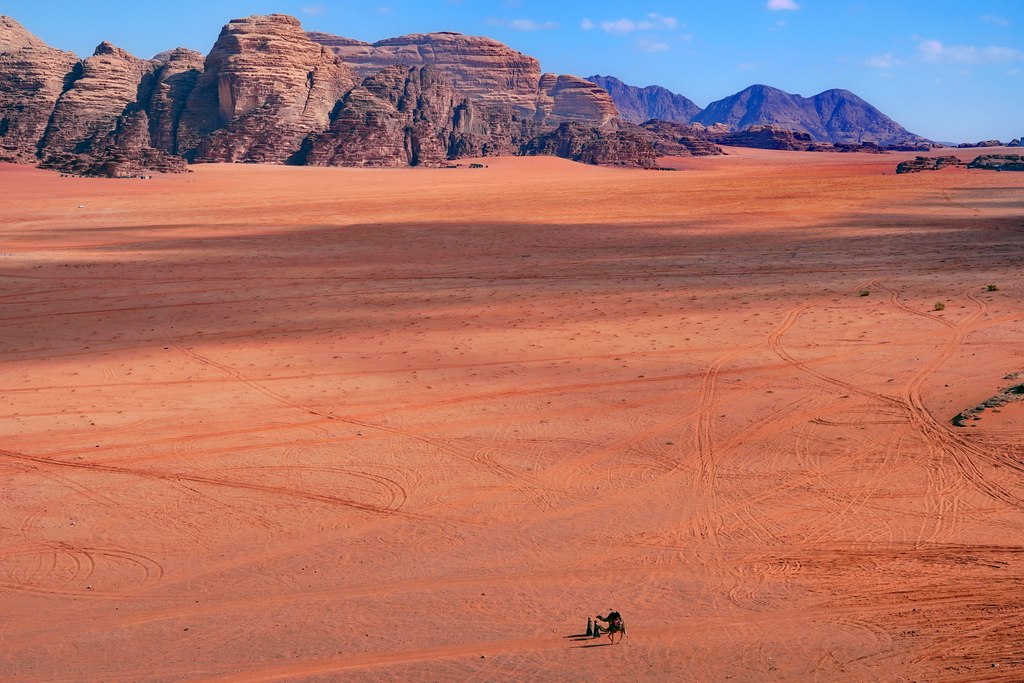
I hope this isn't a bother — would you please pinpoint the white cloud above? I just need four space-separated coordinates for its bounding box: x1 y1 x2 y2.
864 53 900 68
301 4 327 16
919 38 1024 64
637 38 670 53
767 0 800 10
488 18 558 31
594 13 679 35
980 14 1010 26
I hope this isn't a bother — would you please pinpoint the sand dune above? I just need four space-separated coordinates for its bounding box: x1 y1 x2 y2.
2 149 1023 681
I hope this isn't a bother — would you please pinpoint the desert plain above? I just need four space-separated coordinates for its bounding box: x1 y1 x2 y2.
1 148 1023 681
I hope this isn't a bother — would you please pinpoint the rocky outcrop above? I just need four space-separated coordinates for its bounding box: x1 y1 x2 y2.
309 30 618 126
310 31 542 113
39 42 154 158
522 121 656 167
305 65 458 167
144 48 205 154
694 84 927 146
957 139 1003 148
638 120 723 157
536 73 617 126
179 14 357 163
967 154 1024 171
895 155 964 174
304 65 553 167
0 17 79 162
710 124 829 151
588 74 702 124
40 110 188 177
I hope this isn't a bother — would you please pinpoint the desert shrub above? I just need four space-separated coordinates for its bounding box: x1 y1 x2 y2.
858 289 870 297
934 301 946 311
987 284 999 291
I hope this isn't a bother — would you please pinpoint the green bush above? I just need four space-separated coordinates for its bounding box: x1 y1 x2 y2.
987 284 999 292
934 301 945 311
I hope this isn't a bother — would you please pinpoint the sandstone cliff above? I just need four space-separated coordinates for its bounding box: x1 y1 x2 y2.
179 14 357 163
0 17 79 162
309 30 618 126
39 42 154 159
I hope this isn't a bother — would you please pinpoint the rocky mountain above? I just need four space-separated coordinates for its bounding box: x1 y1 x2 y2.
693 84 925 146
0 16 78 162
178 14 358 163
587 75 702 124
0 14 652 175
3 12 935 176
308 31 617 126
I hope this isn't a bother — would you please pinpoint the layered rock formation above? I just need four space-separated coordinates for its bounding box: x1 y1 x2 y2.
694 84 926 146
967 154 1024 171
309 31 541 112
588 75 702 125
895 155 964 174
638 121 723 157
4 12 939 174
38 42 152 159
309 30 617 126
522 122 656 167
145 48 205 154
711 125 828 151
305 65 457 167
179 14 357 163
0 17 79 162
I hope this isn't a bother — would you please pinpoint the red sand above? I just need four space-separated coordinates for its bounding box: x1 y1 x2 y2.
2 148 1023 681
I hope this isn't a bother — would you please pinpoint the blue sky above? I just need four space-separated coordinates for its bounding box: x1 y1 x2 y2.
3 1 1022 142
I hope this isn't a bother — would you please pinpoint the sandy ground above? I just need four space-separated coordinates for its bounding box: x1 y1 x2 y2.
1 147 1023 682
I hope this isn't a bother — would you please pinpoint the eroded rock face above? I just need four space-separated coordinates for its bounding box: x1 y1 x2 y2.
309 30 618 126
0 17 79 162
180 14 357 162
967 154 1024 171
305 65 457 167
536 73 617 126
522 121 657 167
710 124 829 151
145 48 205 154
895 155 965 174
309 31 542 113
40 110 188 177
39 42 154 159
638 120 723 157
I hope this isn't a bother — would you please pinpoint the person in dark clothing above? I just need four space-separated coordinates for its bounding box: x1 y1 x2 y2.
594 610 626 643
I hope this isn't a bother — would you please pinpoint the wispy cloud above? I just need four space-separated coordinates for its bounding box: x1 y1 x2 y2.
377 6 394 14
766 0 800 10
980 14 1010 26
864 53 901 68
487 17 558 31
637 38 670 53
582 12 679 35
301 4 327 16
918 39 1024 64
